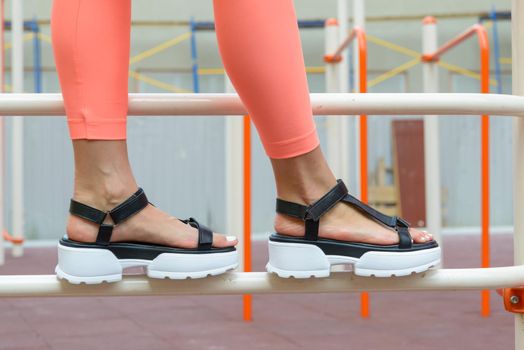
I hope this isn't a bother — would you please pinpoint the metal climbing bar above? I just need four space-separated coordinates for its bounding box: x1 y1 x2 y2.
324 26 366 65
421 24 489 63
2 267 524 298
0 93 522 116
511 1 524 347
422 23 491 317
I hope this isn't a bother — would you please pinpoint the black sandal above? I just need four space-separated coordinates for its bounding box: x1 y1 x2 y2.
56 188 238 284
266 180 440 278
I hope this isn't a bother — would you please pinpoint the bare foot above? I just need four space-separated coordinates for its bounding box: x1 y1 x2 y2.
67 189 237 249
274 201 433 245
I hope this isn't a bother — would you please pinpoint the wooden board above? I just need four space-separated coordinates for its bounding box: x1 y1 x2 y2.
392 120 426 227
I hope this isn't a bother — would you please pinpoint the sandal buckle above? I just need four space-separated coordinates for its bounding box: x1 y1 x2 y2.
302 206 313 221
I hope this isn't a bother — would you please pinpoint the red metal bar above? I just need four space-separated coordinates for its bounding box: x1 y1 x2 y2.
423 24 491 317
243 115 252 322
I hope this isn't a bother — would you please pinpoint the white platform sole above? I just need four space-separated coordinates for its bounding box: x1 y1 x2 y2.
266 240 441 278
56 243 238 284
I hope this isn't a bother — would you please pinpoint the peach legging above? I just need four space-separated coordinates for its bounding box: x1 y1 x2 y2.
51 0 319 159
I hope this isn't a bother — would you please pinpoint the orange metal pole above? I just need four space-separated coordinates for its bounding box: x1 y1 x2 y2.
423 24 491 317
243 115 252 322
355 28 370 319
478 27 491 318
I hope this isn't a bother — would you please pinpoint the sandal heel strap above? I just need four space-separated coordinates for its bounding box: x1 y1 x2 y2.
96 224 114 246
69 200 107 225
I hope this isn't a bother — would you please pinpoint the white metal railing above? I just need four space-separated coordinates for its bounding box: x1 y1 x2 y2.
2 267 524 297
0 93 523 116
512 1 524 349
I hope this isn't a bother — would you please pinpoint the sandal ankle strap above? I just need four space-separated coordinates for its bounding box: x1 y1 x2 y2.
276 180 348 221
69 188 149 246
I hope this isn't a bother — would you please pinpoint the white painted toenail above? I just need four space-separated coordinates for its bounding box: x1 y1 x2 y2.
226 236 237 242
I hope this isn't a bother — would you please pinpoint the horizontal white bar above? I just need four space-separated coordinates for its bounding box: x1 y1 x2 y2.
0 93 523 116
1 267 523 297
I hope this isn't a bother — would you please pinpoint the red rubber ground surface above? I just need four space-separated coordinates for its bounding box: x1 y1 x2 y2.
0 234 515 350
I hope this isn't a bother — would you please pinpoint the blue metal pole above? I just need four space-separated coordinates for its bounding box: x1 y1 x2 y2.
490 5 503 94
190 17 200 93
192 19 325 31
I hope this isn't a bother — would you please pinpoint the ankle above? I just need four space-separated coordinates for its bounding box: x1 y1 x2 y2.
71 139 138 211
271 147 338 205
278 175 337 205
73 178 138 211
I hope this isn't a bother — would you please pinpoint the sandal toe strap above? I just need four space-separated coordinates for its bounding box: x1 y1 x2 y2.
343 195 413 249
395 218 413 249
342 194 412 248
183 217 213 250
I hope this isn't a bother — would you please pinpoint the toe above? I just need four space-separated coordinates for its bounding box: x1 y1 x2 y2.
409 228 433 243
212 233 238 248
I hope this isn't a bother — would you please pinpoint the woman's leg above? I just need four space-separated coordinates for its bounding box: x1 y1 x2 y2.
214 0 431 244
51 0 235 248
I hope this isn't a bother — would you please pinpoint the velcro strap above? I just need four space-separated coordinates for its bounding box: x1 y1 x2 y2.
109 188 149 225
69 200 107 225
397 226 413 249
275 180 349 221
305 179 348 221
197 225 213 250
343 194 398 227
304 219 320 241
276 199 308 219
395 217 412 248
